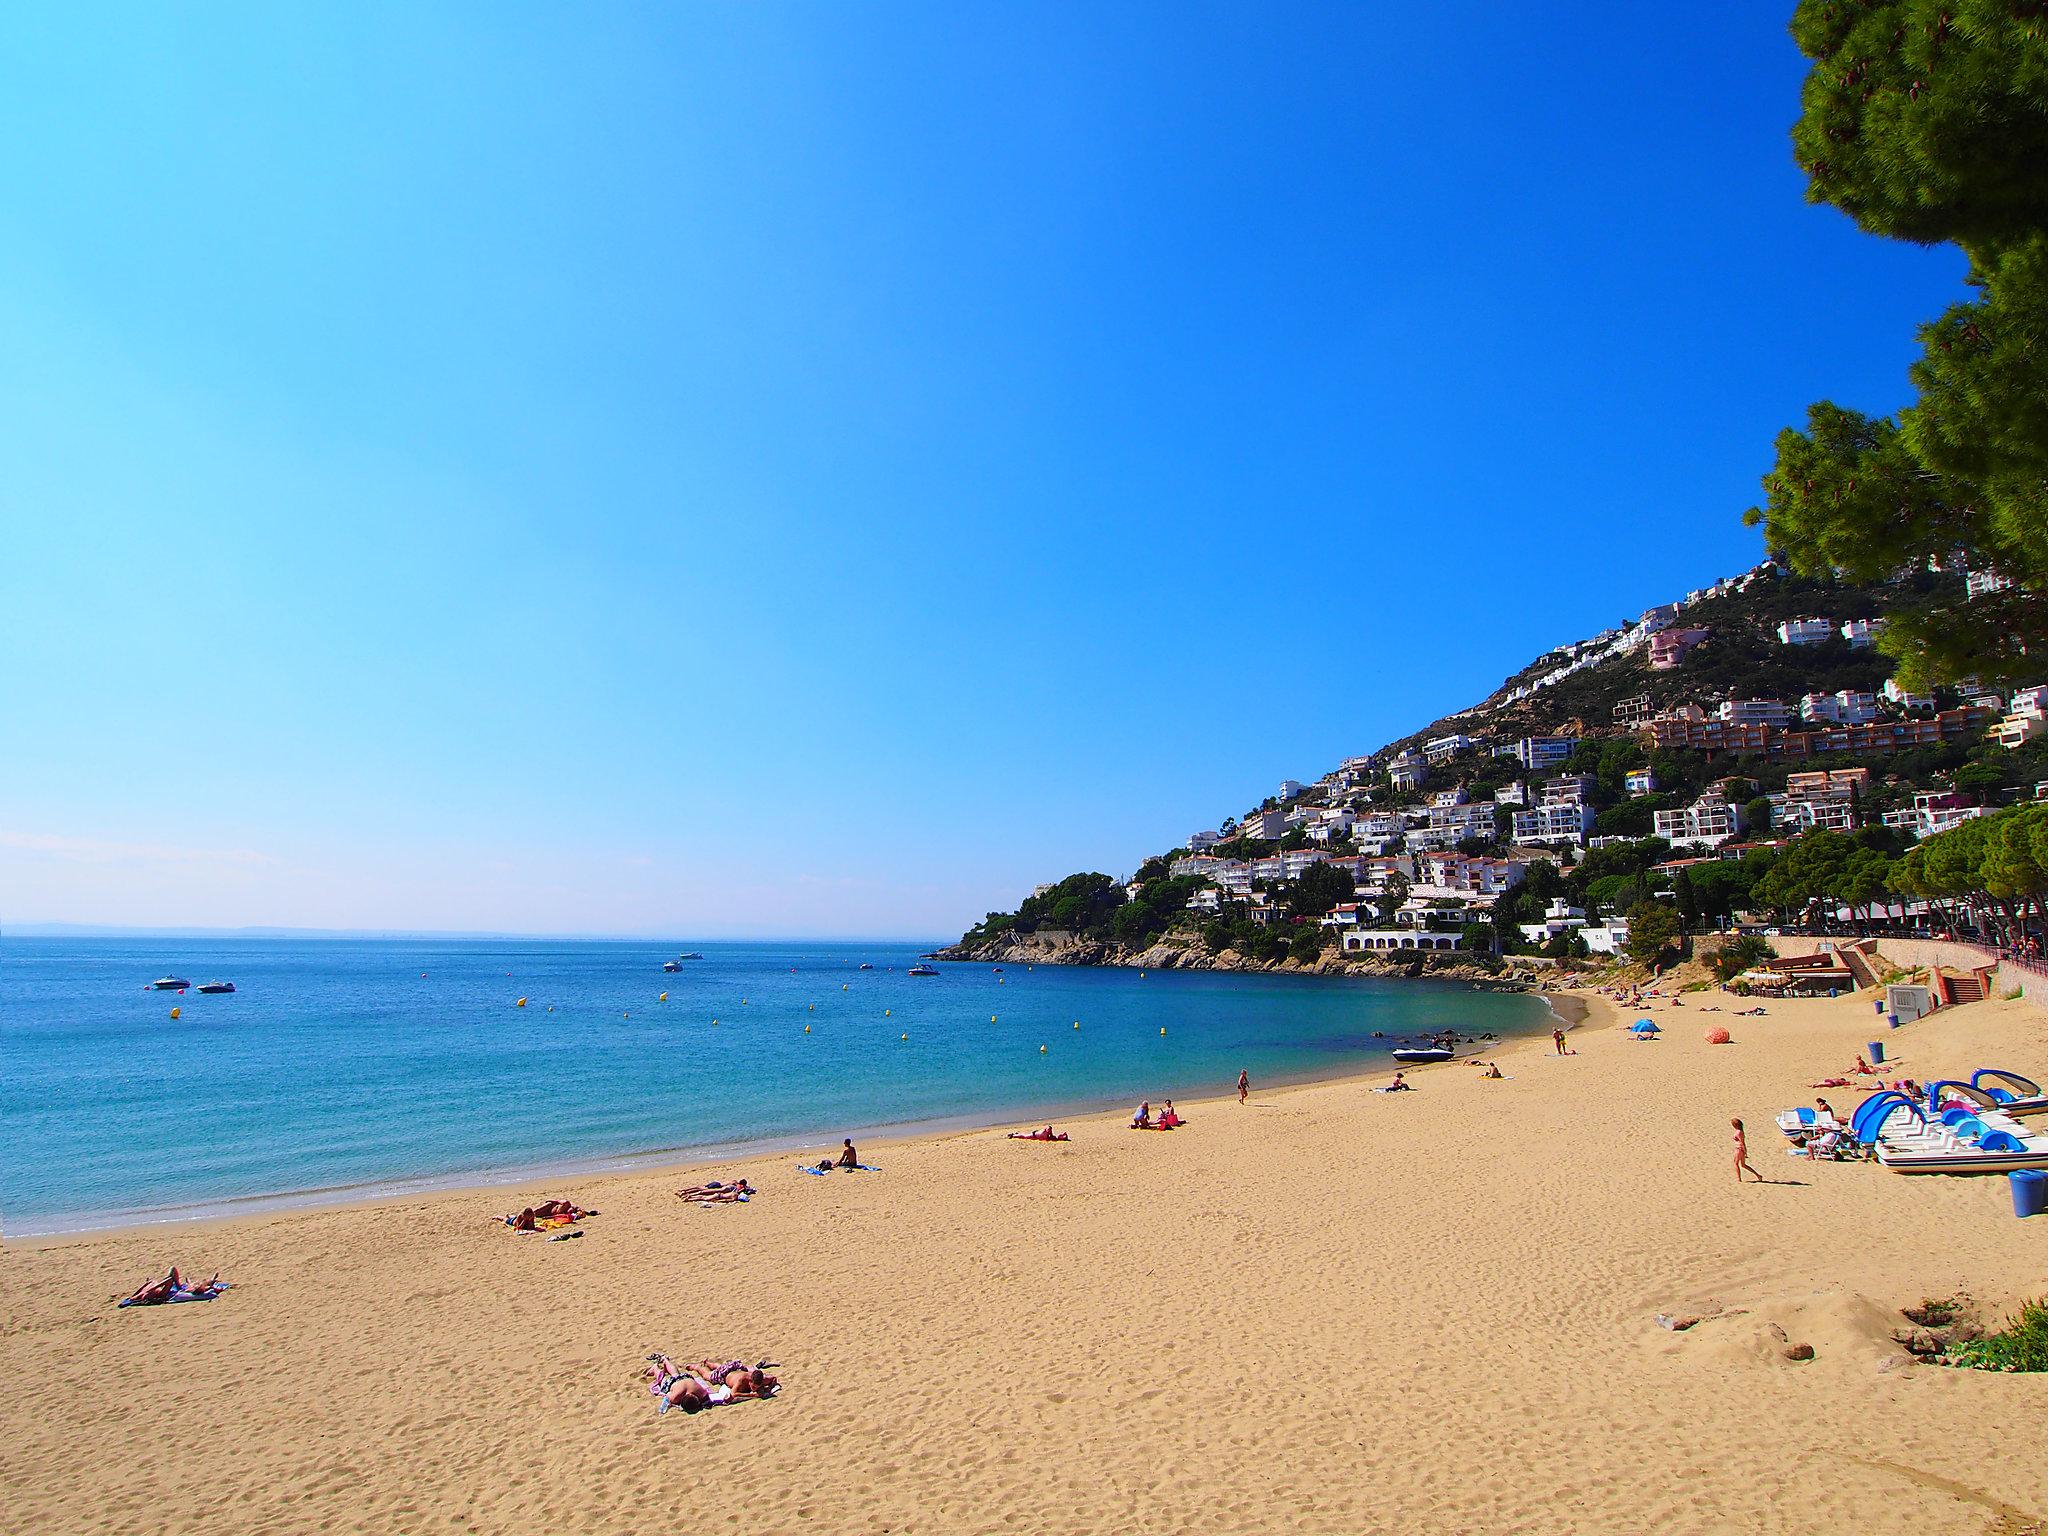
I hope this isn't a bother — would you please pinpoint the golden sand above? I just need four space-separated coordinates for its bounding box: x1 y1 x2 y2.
5 988 2047 1534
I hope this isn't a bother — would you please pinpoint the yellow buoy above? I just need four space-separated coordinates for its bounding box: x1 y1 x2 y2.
1160 1026 1167 1035
885 1009 891 1017
169 1006 181 1019
659 991 668 1002
991 1015 997 1022
900 1032 908 1041
1039 1044 1047 1053
804 1024 811 1033
516 997 527 1007
842 984 848 991
1073 1021 1080 1028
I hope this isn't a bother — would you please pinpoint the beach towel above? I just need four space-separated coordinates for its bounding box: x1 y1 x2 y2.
120 1281 230 1308
798 1163 877 1175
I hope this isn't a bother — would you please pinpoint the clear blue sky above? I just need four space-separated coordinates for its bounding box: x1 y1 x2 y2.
0 3 1964 938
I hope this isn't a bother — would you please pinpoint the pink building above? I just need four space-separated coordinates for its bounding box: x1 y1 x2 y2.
1648 627 1709 670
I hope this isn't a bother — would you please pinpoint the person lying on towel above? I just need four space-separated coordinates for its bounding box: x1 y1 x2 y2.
646 1353 780 1413
507 1198 592 1231
678 1178 753 1202
1007 1126 1069 1141
122 1267 224 1306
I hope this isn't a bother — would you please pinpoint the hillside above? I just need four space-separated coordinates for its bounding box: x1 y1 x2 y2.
946 558 2045 974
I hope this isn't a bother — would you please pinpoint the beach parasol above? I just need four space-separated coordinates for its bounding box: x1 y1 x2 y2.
1629 1019 1660 1035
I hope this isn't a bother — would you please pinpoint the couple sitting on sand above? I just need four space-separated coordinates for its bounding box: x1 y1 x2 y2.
505 1198 592 1231
810 1139 865 1172
1007 1125 1069 1142
1130 1100 1182 1130
677 1178 752 1204
122 1266 225 1306
646 1353 780 1414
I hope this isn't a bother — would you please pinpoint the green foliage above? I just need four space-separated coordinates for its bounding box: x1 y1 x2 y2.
1287 862 1356 919
1710 933 1775 983
1749 5 2048 688
1945 1297 2048 1373
1623 900 1682 965
1289 925 1329 964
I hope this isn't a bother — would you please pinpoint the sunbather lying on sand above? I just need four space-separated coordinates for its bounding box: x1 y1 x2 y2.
1007 1126 1069 1141
678 1179 752 1202
646 1353 780 1413
122 1267 222 1306
507 1199 592 1230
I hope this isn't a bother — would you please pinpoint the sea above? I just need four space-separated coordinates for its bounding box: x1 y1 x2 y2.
0 935 1554 1237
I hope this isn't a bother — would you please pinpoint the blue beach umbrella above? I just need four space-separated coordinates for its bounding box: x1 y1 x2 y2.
1629 1019 1659 1035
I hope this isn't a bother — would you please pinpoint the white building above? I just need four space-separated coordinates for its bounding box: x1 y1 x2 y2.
1776 617 1834 646
1341 928 1465 954
1653 791 1746 848
1801 689 1878 725
1768 788 1858 833
1494 781 1527 806
1388 758 1426 793
1278 780 1306 801
1513 736 1577 771
1839 618 1882 648
1718 698 1792 727
1423 734 1476 764
1519 898 1588 945
1512 801 1596 847
1237 810 1288 842
1882 792 1985 841
1624 767 1657 796
1187 829 1222 851
1966 569 2012 601
1883 678 1934 710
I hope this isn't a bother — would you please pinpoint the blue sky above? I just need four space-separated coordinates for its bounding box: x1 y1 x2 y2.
0 3 1964 938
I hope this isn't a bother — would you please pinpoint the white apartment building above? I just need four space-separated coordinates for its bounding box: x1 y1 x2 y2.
1800 689 1878 726
1718 698 1793 727
1389 761 1426 793
1237 810 1287 842
1494 781 1527 806
1423 734 1476 764
1429 786 1469 808
1653 792 1746 848
1768 790 1858 833
1966 569 2013 601
1624 767 1657 795
1512 801 1596 846
1839 618 1882 648
1776 617 1834 646
1278 779 1306 801
1187 829 1222 851
1519 898 1588 945
1883 678 1934 710
1539 774 1595 806
1414 851 1525 896
1514 736 1577 771
1882 792 1985 841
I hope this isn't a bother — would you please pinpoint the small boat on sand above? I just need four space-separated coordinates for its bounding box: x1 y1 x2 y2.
195 981 236 994
1391 1046 1454 1064
149 977 191 991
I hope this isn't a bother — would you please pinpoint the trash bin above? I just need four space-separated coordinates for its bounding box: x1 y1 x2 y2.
1873 998 1885 1014
2012 1169 2048 1219
1886 1013 1900 1029
1867 1040 1886 1065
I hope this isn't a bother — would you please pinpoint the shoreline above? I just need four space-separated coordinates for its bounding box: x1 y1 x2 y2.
7 993 1572 1249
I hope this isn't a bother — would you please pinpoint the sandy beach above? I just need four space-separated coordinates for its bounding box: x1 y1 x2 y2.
6 987 2048 1535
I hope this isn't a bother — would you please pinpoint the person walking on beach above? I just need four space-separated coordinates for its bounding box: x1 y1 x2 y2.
1236 1069 1250 1104
1731 1118 1763 1183
1552 1027 1566 1055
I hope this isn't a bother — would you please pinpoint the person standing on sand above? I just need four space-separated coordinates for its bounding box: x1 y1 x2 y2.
1552 1027 1566 1055
1731 1118 1763 1183
1236 1069 1250 1104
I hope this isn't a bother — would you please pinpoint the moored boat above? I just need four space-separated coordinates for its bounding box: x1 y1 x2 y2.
195 981 236 994
1391 1046 1454 1064
907 964 939 977
149 976 190 991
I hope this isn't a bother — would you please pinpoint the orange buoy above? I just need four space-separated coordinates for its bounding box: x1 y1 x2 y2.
169 1006 181 1020
516 997 527 1008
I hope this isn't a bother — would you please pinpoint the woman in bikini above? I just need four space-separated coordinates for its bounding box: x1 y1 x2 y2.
1731 1118 1763 1183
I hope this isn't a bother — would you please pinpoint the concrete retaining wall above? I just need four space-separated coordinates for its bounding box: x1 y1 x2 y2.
1759 934 2040 1011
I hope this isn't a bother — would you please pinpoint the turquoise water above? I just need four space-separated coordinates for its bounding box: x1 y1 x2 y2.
0 937 1550 1235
